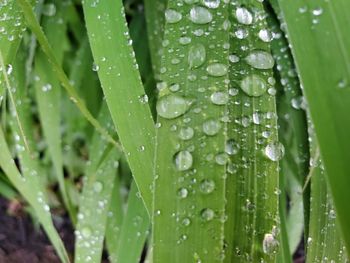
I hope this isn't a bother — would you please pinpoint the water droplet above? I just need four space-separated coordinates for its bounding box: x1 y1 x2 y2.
42 3 56 16
178 127 194 140
225 139 240 155
174 151 193 171
81 227 92 238
182 217 191 226
210 91 229 105
215 153 229 165
201 208 215 221
245 50 275 69
199 179 215 194
203 0 220 9
93 181 103 193
177 187 189 198
138 94 149 104
312 7 323 16
229 54 240 63
228 88 239 96
240 75 267 97
203 119 221 136
179 36 192 45
235 7 253 25
264 142 285 161
165 9 183 23
258 29 272 42
92 62 99 72
188 43 206 68
263 233 279 254
206 63 228 77
156 94 191 119
189 6 213 24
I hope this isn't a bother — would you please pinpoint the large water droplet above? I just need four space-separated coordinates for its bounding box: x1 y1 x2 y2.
156 94 191 119
235 7 253 25
174 151 193 171
201 208 215 221
188 43 206 68
203 119 221 136
245 50 275 69
178 127 194 140
210 91 229 105
200 179 215 194
206 63 228 77
263 233 279 254
264 142 285 161
165 9 183 23
240 75 267 97
189 6 213 24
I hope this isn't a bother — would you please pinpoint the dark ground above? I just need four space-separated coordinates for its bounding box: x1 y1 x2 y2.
0 197 305 263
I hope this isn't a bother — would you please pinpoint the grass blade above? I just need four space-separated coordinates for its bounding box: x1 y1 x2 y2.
224 2 280 262
153 1 229 261
16 0 118 148
276 0 350 251
82 0 155 211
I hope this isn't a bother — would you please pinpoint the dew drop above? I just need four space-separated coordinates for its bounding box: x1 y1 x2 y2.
215 153 229 165
92 62 99 72
258 29 272 42
240 75 267 97
202 119 221 136
165 9 183 23
177 187 189 198
201 208 215 221
189 6 213 24
225 139 240 155
210 91 229 105
229 54 240 63
93 181 103 193
156 94 191 119
263 233 279 254
174 151 193 171
81 227 92 238
203 0 220 9
235 7 253 25
178 127 195 140
245 50 275 69
182 217 191 226
188 43 206 68
200 179 215 194
206 63 228 77
264 142 285 161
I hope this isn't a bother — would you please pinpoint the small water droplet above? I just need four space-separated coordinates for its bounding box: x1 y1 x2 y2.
182 217 191 226
240 75 267 97
210 91 229 105
188 43 206 68
93 181 103 193
206 63 228 77
203 119 221 136
138 94 149 104
165 9 183 23
201 208 215 221
263 233 279 254
189 6 213 24
215 153 229 165
92 62 99 72
178 127 195 140
225 139 240 155
156 94 191 119
81 227 92 238
229 54 240 63
42 3 56 16
174 151 193 171
199 179 215 194
235 7 253 25
202 0 220 9
245 50 275 69
264 142 285 161
258 29 272 42
177 187 189 198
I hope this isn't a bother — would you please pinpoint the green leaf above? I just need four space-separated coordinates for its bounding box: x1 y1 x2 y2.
276 0 350 251
224 2 280 262
82 0 156 212
153 2 229 261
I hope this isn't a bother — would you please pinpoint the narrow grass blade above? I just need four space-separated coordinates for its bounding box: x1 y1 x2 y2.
276 0 350 251
16 0 118 148
33 1 76 223
82 0 155 211
224 2 280 262
143 0 166 76
153 1 229 261
75 103 120 263
114 182 149 263
306 121 348 262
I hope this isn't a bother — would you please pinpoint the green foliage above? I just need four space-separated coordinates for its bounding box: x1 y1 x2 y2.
0 0 349 262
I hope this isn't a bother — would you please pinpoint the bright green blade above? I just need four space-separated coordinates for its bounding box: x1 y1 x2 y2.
276 0 350 251
306 119 347 262
16 0 118 147
82 0 155 212
153 1 229 261
224 2 280 262
114 182 149 263
33 0 75 223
